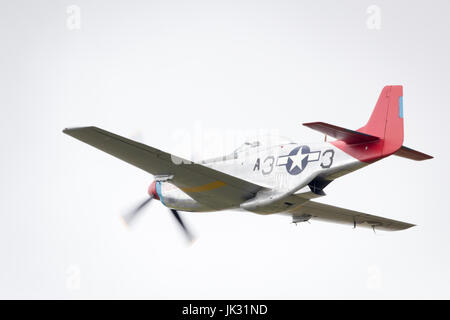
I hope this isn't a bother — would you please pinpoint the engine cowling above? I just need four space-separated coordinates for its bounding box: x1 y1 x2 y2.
148 180 210 212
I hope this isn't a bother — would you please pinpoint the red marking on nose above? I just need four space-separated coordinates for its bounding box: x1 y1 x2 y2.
148 181 160 200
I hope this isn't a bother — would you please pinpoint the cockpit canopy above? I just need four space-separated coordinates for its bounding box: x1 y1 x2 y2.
232 135 296 154
232 141 261 153
201 135 296 164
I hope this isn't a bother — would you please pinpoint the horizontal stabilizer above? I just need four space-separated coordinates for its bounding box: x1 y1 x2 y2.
303 122 379 144
394 145 433 161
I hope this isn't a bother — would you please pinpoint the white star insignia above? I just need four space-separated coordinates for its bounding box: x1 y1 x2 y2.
289 147 309 171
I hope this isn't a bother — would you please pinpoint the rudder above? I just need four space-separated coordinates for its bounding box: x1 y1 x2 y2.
358 85 404 156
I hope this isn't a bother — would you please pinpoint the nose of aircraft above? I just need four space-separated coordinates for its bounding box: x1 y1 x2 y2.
148 181 160 200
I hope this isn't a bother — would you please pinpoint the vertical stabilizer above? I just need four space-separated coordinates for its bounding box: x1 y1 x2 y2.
358 85 404 156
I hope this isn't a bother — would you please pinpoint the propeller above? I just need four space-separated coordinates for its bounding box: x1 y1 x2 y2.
169 209 195 243
121 196 153 227
121 181 195 244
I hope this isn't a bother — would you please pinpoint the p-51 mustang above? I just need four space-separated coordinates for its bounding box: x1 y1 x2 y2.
64 86 432 241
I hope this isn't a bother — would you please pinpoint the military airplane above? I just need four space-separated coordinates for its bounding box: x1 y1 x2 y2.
63 85 432 241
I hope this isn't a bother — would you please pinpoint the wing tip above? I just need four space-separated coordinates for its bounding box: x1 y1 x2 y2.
62 126 97 135
391 222 416 231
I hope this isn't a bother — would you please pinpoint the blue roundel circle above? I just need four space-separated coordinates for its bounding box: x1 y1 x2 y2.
285 145 311 175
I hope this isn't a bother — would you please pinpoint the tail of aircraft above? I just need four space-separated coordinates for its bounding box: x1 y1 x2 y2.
358 85 404 156
303 85 432 162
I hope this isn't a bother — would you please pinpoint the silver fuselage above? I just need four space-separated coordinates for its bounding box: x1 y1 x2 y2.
157 141 366 213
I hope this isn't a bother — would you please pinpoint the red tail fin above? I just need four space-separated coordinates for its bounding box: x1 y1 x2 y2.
358 85 404 156
327 86 405 162
307 86 431 163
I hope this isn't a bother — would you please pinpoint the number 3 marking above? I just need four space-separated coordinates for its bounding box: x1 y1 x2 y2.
321 150 334 168
262 156 275 175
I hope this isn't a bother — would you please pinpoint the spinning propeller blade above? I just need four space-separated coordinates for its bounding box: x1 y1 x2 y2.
169 209 195 243
122 182 195 243
121 196 153 227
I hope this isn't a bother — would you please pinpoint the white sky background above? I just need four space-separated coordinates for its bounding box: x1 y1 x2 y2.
0 0 449 299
